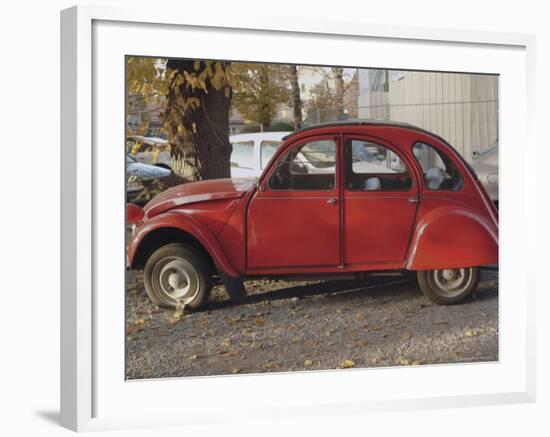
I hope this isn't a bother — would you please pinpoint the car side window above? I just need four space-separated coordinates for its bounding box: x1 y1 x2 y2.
230 141 254 169
412 142 463 190
345 140 412 191
268 139 336 191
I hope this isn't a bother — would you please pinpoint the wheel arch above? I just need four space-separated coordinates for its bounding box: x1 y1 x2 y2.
406 206 498 270
128 211 241 277
131 227 213 271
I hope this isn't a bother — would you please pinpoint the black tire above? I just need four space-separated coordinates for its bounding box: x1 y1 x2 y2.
143 243 212 310
417 267 480 305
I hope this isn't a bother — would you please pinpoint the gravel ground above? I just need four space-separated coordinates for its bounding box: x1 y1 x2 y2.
125 270 498 379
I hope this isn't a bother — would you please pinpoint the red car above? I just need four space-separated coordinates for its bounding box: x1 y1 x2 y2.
127 121 498 309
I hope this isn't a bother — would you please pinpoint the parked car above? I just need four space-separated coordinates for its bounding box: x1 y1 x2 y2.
126 121 498 309
128 132 289 178
471 143 498 206
127 136 172 170
229 132 290 178
126 153 171 204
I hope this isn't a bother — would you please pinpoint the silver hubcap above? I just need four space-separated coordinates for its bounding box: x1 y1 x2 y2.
432 268 472 297
152 257 200 304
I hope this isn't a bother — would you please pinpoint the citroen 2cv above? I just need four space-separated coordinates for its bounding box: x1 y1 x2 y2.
126 121 498 309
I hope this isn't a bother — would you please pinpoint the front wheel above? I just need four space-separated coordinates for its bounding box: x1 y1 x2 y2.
417 267 480 305
144 243 212 310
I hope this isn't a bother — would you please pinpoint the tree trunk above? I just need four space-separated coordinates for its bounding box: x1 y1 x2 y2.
258 67 272 130
164 59 232 181
289 65 302 129
333 67 345 119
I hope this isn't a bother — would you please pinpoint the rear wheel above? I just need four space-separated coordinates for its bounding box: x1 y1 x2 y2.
144 243 212 309
417 267 480 305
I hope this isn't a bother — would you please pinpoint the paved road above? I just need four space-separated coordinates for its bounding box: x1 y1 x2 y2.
126 271 498 379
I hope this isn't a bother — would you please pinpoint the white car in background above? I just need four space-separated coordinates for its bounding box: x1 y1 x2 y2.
230 132 290 178
127 132 291 178
127 136 172 169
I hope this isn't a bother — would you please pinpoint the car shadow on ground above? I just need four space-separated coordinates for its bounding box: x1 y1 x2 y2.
206 275 421 311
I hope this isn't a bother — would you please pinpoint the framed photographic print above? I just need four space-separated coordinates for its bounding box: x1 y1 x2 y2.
61 5 536 432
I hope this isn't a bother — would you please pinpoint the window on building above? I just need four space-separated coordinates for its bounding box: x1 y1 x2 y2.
412 142 463 190
269 140 336 191
345 140 412 191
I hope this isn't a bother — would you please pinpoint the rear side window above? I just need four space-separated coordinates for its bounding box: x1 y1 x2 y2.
268 140 336 191
412 142 463 190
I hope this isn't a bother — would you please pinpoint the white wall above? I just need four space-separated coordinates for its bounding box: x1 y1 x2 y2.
0 1 547 436
359 70 499 160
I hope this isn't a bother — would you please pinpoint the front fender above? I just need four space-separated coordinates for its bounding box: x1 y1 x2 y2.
406 206 498 270
128 210 240 278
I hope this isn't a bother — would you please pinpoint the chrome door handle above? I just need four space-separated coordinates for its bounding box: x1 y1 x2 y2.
408 197 419 203
327 198 337 205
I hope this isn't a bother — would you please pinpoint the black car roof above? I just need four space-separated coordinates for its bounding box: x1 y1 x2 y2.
281 119 478 179
282 119 416 141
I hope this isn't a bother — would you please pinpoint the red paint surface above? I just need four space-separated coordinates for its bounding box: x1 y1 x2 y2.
127 123 498 277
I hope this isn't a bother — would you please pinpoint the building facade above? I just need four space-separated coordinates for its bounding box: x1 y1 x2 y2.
358 70 499 161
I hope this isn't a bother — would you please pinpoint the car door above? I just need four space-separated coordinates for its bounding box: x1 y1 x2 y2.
343 136 419 267
246 135 341 270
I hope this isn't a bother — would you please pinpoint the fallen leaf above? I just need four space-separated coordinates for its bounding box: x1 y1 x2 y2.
262 361 279 370
255 317 265 327
398 357 410 365
400 330 412 341
411 360 421 366
370 325 383 331
232 368 241 374
465 329 478 337
134 319 145 325
304 359 313 367
126 326 142 335
189 354 198 361
169 302 186 324
339 359 356 369
220 338 231 348
197 318 211 330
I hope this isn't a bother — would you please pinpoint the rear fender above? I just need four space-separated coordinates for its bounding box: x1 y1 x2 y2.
406 206 498 270
128 210 240 277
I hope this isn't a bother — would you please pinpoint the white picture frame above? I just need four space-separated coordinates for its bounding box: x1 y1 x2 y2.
60 5 536 432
